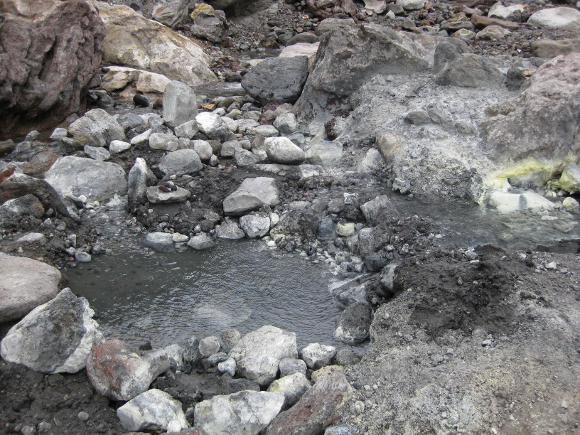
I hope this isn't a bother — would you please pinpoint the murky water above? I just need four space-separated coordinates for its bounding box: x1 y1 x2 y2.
67 240 340 348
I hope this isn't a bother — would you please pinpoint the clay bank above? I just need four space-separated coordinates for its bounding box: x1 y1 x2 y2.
2 0 580 433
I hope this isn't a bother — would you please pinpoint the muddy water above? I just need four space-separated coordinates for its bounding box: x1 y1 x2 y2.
67 240 340 348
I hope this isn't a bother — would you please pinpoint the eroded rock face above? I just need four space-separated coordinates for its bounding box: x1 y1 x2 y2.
0 288 102 374
0 0 105 139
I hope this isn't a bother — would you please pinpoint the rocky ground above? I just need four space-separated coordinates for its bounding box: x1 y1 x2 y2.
2 0 580 434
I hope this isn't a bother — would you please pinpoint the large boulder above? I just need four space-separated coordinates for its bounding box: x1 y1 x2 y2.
44 156 127 202
68 108 126 147
0 0 105 139
86 338 170 401
229 326 298 386
482 53 580 186
194 390 285 435
223 177 280 216
0 253 61 323
0 288 102 374
94 2 216 86
241 57 310 105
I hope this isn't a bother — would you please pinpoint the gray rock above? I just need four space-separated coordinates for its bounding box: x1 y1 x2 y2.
363 0 387 13
475 25 511 41
86 338 170 401
300 343 337 369
183 336 201 365
273 112 298 136
195 390 285 435
193 140 214 161
223 177 280 216
241 57 310 105
0 194 45 225
229 325 298 386
216 220 245 239
128 157 156 210
315 17 356 35
199 336 222 357
163 343 185 369
109 140 131 154
190 3 227 43
174 119 199 139
358 148 383 173
218 358 237 376
221 329 243 351
334 349 363 366
0 288 101 374
117 389 188 433
159 149 203 176
268 373 311 409
318 216 336 241
435 54 504 88
68 109 125 148
240 213 271 238
489 3 524 21
45 156 127 202
163 80 198 128
433 39 471 74
329 278 369 309
15 232 47 245
143 232 175 253
221 140 241 157
84 145 110 161
305 141 343 168
396 0 425 11
279 358 307 377
360 195 400 226
149 132 180 151
325 426 360 435
235 148 260 167
248 125 280 137
334 302 373 345
379 263 399 298
528 7 580 30
152 0 189 28
74 251 92 263
196 112 232 141
146 186 191 203
560 163 580 192
265 137 306 165
531 38 580 58
187 233 216 250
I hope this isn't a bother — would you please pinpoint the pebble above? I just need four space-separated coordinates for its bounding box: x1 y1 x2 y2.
77 411 90 421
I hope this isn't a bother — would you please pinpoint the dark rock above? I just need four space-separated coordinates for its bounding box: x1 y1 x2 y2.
133 94 150 107
334 302 373 344
435 54 504 88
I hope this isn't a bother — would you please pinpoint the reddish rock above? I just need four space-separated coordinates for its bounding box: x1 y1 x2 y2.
0 0 105 139
471 14 520 30
86 338 170 401
0 162 16 184
21 151 59 176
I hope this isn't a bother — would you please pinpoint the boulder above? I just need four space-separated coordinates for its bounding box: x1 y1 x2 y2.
267 373 311 409
44 156 127 202
94 2 216 86
363 0 387 14
158 149 203 177
560 163 580 192
334 302 373 345
128 157 156 210
229 325 298 386
152 0 189 28
239 213 271 238
196 112 235 141
117 389 188 433
475 25 511 41
304 141 343 168
0 194 45 226
528 7 580 30
531 39 580 58
147 186 191 203
187 233 216 250
68 109 125 148
190 3 227 44
143 232 176 253
216 220 245 239
194 390 285 435
0 288 101 374
149 132 180 151
0 0 105 139
279 358 307 377
300 343 337 369
360 195 399 226
223 177 280 216
489 3 525 21
435 54 504 88
0 253 61 323
241 57 310 105
86 338 170 401
265 137 306 165
266 366 352 435
163 81 198 128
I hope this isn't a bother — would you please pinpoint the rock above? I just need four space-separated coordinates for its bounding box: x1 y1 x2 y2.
163 81 198 128
273 113 298 136
44 156 127 202
220 329 243 351
334 349 363 366
21 150 59 176
248 125 280 137
75 251 92 263
300 343 337 369
95 2 216 86
147 186 191 203
334 302 373 345
315 18 356 35
471 14 521 30
305 141 343 168
435 54 504 88
206 0 238 9
0 253 61 323
287 33 320 45
223 177 280 216
0 288 101 374
531 39 580 58
216 220 246 239
84 145 110 161
15 232 48 245
562 197 580 211
190 3 227 44
218 357 237 376
235 148 260 167
528 7 580 30
199 336 222 357
268 373 311 409
194 390 285 435
175 120 200 139
149 132 180 151
487 190 556 214
265 137 306 165
196 112 232 141
152 0 189 28
358 148 383 173
363 0 387 14
240 213 271 238
0 0 105 138
117 389 188 433
159 149 203 177
128 157 156 210
279 358 307 377
379 263 399 298
475 25 511 40
560 163 580 192
187 233 216 250
143 232 176 252
241 57 310 105
193 140 213 161
279 43 320 70
0 194 45 225
360 195 399 226
221 140 241 157
488 3 525 21
396 0 424 11
229 325 298 386
86 338 170 401
482 53 580 182
109 140 131 154
68 109 125 148
266 366 352 435
433 39 471 74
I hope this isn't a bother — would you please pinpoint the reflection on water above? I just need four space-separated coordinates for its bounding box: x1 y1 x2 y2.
67 240 340 348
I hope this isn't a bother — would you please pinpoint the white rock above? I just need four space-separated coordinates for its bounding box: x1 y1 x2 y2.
223 177 280 216
109 140 131 154
196 112 232 141
265 137 305 165
396 0 425 11
563 197 580 211
240 213 271 238
193 140 214 161
267 372 311 409
528 7 580 29
187 233 216 250
149 132 180 151
218 357 236 376
300 343 337 369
